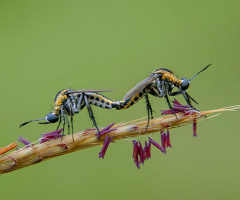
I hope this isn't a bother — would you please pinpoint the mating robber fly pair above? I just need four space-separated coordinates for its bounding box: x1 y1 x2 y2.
20 64 211 140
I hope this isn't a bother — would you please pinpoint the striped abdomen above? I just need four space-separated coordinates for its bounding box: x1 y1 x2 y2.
115 91 145 110
86 93 116 109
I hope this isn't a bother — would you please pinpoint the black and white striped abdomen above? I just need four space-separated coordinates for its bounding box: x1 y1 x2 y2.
86 93 116 109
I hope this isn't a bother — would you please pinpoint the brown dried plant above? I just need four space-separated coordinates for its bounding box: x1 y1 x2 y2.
0 103 239 174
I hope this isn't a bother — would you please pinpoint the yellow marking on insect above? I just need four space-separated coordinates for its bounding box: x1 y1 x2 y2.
162 72 175 81
154 70 181 87
53 90 68 114
134 93 140 99
92 94 103 101
55 90 67 104
176 79 182 87
105 99 112 104
124 105 129 109
154 70 166 74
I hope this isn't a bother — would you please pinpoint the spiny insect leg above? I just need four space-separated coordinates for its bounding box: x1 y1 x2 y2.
170 90 183 97
182 92 192 106
171 90 198 107
69 98 76 143
162 81 177 119
83 95 101 138
65 114 71 136
145 92 153 133
70 113 74 142
66 98 72 135
56 114 62 130
60 106 66 140
67 97 75 142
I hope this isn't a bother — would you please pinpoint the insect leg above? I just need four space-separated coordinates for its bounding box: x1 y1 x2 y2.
67 97 75 142
70 113 74 142
171 90 191 105
170 90 198 106
65 114 71 135
60 106 66 140
83 94 101 138
76 94 84 112
185 92 198 105
56 114 62 130
145 91 153 132
69 95 78 113
161 81 177 118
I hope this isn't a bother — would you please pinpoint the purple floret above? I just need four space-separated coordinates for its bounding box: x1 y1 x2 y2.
148 137 166 154
95 123 116 138
18 136 31 146
99 135 113 159
161 99 199 116
39 129 64 144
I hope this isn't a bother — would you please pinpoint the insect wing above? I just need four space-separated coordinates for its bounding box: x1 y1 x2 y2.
66 89 113 95
123 74 159 100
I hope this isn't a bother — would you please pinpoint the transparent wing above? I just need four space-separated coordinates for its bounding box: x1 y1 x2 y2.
66 89 113 94
123 75 159 100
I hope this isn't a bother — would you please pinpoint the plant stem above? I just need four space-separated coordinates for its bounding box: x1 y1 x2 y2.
0 105 239 175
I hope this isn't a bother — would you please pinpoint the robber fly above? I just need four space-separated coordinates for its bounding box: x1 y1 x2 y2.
114 64 211 130
19 89 116 140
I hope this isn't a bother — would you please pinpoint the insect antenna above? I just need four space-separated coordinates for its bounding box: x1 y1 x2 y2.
188 64 212 83
19 117 45 128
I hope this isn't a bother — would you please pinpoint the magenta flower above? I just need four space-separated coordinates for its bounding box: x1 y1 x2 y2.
161 99 199 137
161 99 200 116
132 140 152 169
193 119 197 137
40 129 63 137
148 137 166 154
39 129 63 144
18 129 64 146
132 140 140 169
138 141 145 165
161 131 166 149
166 129 172 147
95 123 116 138
131 131 174 168
99 135 113 159
160 130 172 151
144 141 151 160
18 136 31 146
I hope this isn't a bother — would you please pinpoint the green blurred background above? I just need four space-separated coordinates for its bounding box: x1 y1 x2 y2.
0 0 239 199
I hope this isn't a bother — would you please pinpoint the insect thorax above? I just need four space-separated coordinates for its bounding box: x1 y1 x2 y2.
153 69 181 87
53 89 71 115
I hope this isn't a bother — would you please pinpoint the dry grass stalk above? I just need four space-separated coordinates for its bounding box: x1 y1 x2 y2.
0 105 239 174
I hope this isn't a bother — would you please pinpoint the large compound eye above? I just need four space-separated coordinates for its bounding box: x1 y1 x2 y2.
181 78 189 90
46 113 59 123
